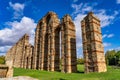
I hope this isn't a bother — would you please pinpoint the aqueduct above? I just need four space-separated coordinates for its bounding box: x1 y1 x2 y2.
6 11 107 73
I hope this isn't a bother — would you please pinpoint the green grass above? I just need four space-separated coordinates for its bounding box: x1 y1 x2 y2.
14 65 120 80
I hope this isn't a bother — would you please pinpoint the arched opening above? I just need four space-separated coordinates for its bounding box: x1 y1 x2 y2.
46 14 51 25
54 27 61 71
31 56 33 69
26 57 29 69
36 24 42 70
44 33 49 70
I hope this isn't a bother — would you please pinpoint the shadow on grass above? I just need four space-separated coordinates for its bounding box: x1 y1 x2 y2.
77 71 84 74
52 78 67 80
59 78 66 80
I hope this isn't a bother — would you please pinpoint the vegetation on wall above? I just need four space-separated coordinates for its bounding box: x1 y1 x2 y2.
0 55 5 64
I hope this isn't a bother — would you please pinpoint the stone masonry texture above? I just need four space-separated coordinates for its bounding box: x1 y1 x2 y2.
33 12 77 73
81 12 107 73
5 34 34 69
5 11 107 74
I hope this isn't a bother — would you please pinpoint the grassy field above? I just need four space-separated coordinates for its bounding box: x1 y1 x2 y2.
14 65 120 80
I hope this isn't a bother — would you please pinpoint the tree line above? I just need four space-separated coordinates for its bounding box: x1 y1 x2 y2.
0 55 5 64
105 50 120 66
77 50 120 66
1 50 120 66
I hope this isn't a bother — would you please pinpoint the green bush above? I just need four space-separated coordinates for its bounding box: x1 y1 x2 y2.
0 55 5 64
105 50 120 66
77 58 84 64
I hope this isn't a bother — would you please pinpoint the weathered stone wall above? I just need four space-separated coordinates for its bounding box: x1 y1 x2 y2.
6 60 13 77
61 15 77 73
33 12 77 73
5 11 106 74
81 12 107 73
0 61 13 78
33 12 61 71
5 34 34 69
0 65 8 78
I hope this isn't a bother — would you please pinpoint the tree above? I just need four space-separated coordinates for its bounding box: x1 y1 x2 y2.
115 51 120 66
0 55 5 64
77 58 84 64
105 50 116 65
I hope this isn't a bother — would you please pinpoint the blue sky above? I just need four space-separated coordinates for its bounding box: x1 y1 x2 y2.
0 0 120 57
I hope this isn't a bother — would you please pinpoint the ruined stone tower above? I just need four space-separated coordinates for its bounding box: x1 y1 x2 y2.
6 34 34 69
61 15 77 73
33 12 60 71
33 12 77 73
81 12 107 73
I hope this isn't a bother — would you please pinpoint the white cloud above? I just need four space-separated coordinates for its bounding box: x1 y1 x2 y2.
71 3 94 16
102 34 114 38
0 16 36 55
0 16 36 47
0 53 6 56
0 46 11 53
96 10 118 27
73 14 85 49
103 43 111 47
102 34 107 38
107 34 114 38
72 3 118 27
9 2 25 19
71 3 118 56
117 0 120 4
9 2 24 11
0 46 12 55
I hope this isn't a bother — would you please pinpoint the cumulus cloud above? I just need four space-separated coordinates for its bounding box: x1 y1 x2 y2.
0 46 12 55
117 0 120 4
103 43 111 47
71 3 118 56
0 16 36 55
71 3 96 16
73 14 85 49
107 34 114 38
102 34 114 38
8 2 25 19
72 3 118 27
96 10 118 27
0 46 11 53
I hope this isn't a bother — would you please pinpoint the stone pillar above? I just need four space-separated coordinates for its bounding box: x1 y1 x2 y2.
19 34 29 68
54 28 60 71
47 33 51 71
37 24 42 70
33 25 39 69
81 12 107 73
64 22 72 73
40 20 46 70
6 60 13 77
50 33 55 71
40 36 45 70
61 15 77 73
50 13 60 71
61 25 66 73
